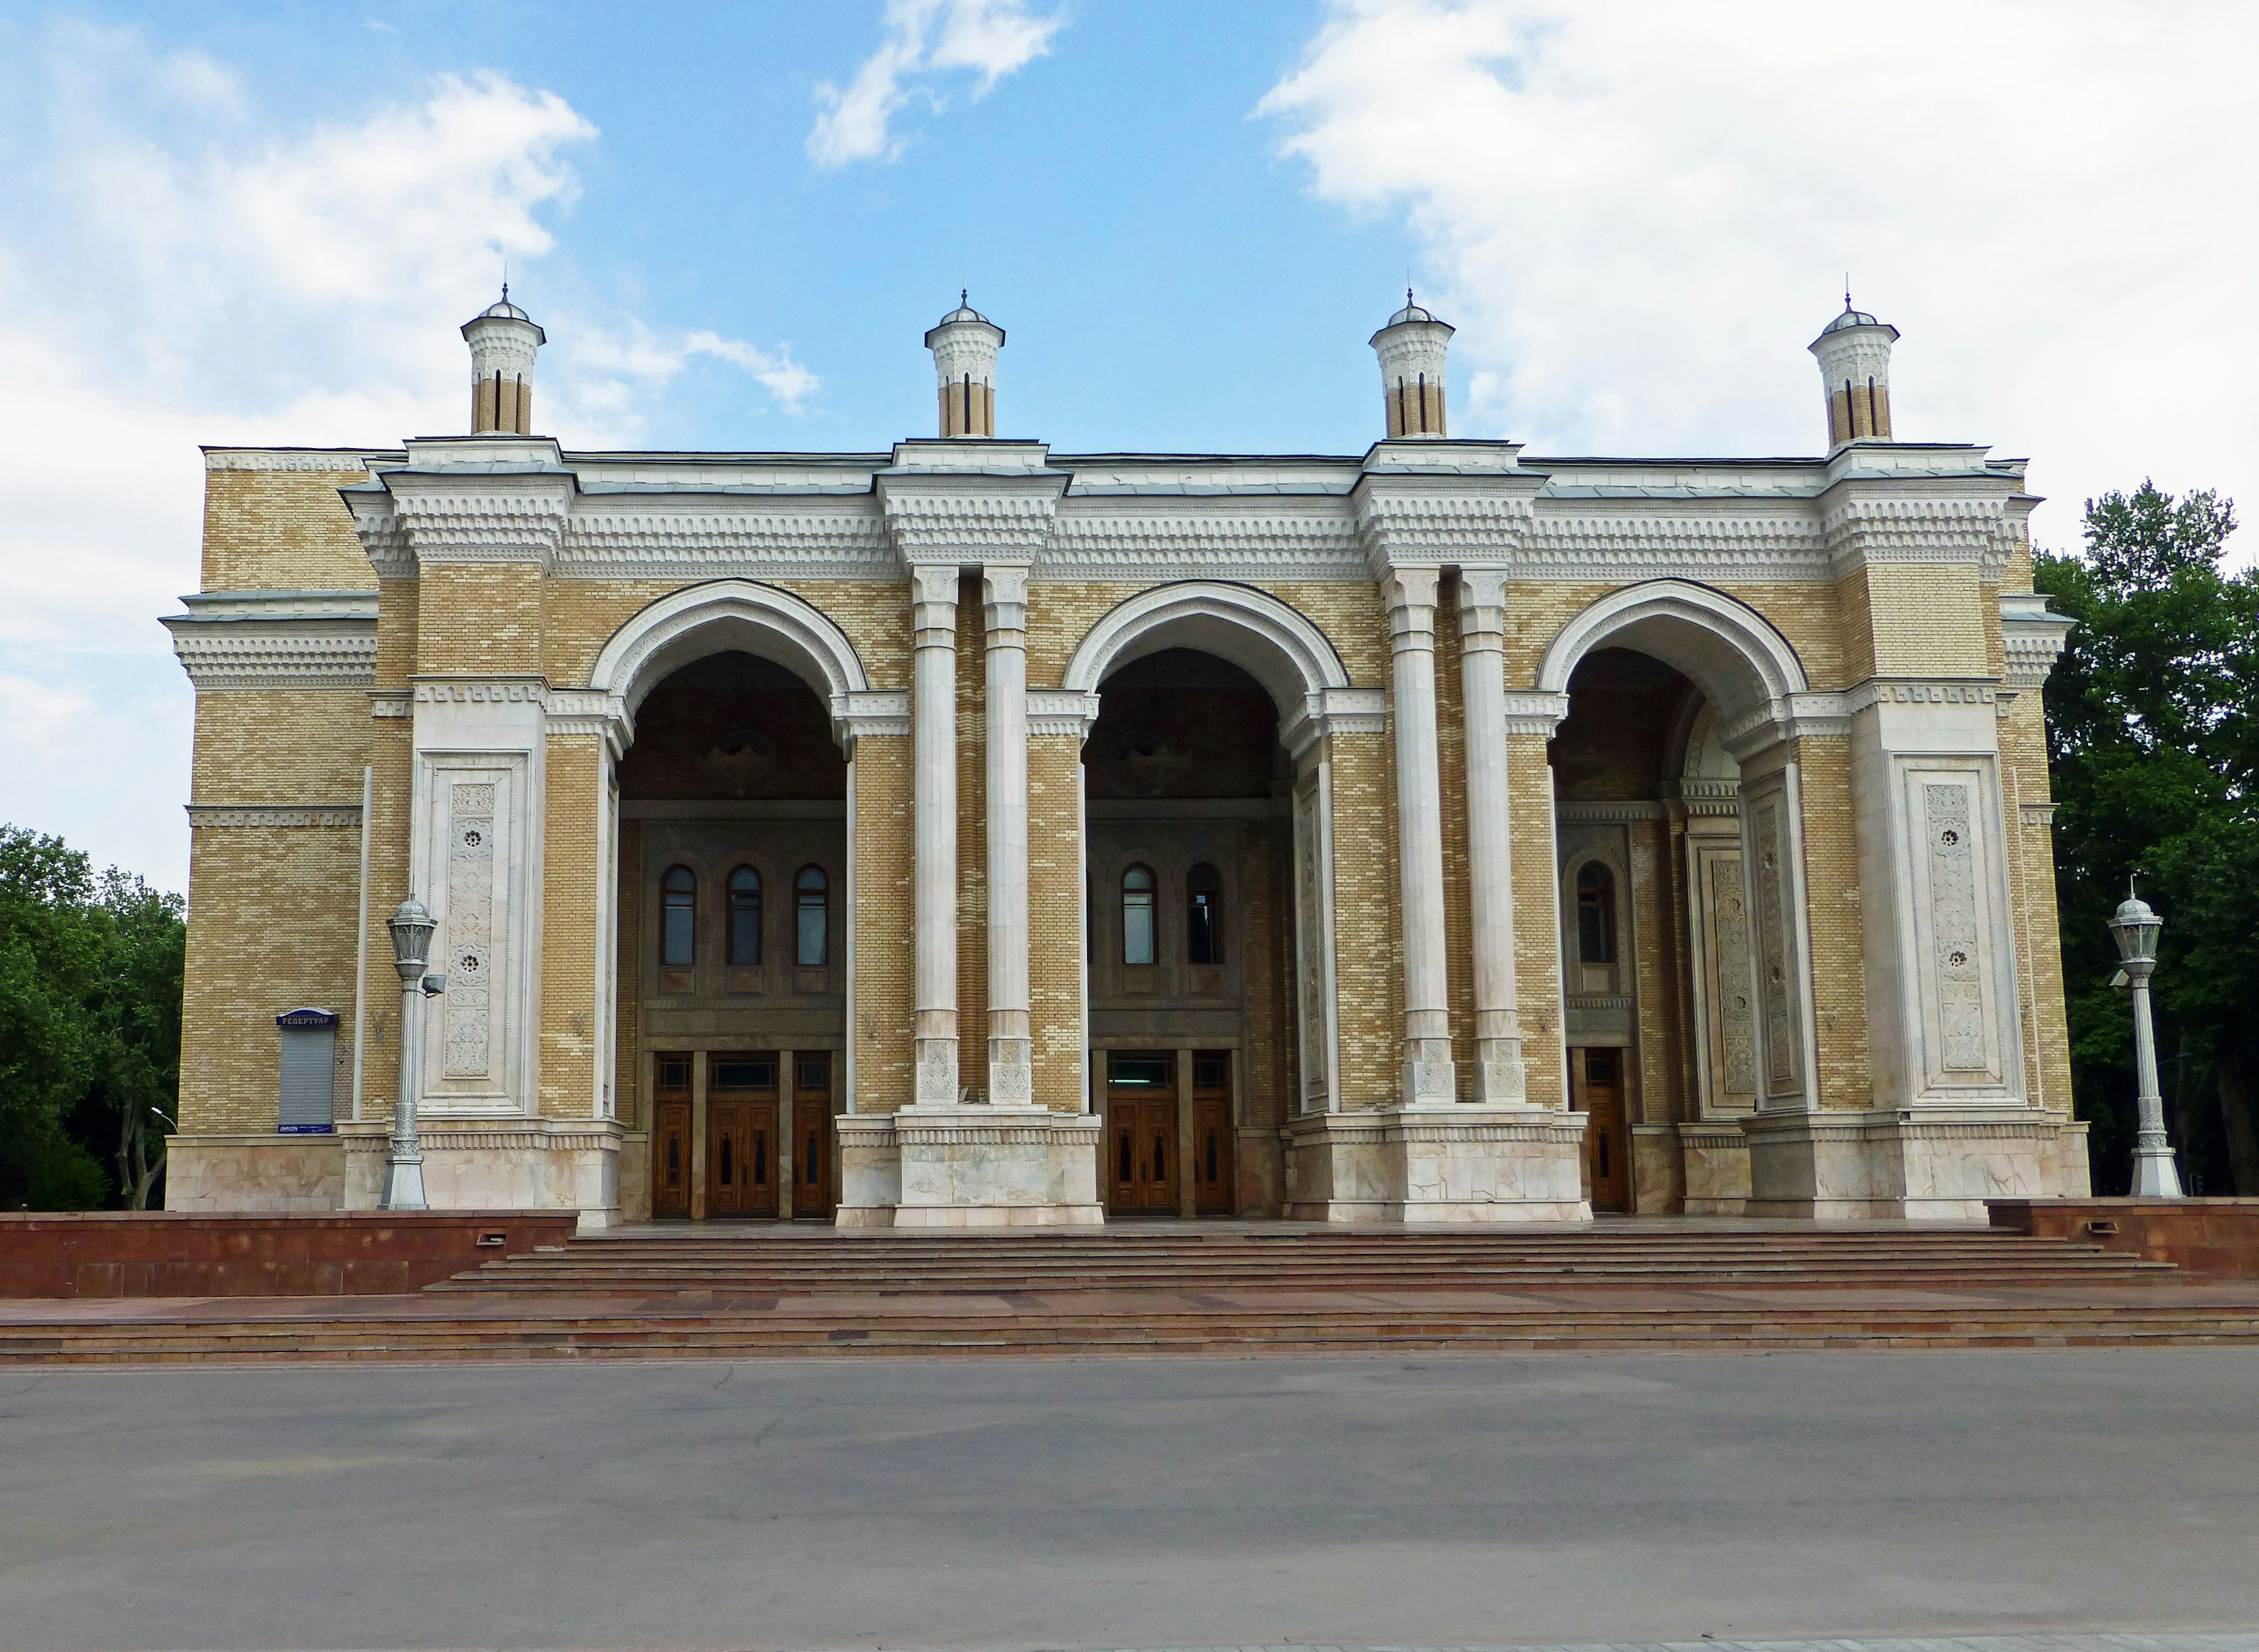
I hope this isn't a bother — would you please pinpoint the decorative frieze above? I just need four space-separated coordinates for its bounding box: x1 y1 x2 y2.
163 593 379 689
186 805 364 829
2000 591 2075 689
1026 689 1102 739
204 448 391 472
555 504 892 579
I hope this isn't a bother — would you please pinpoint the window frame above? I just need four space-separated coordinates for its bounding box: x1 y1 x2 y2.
727 865 763 967
794 864 829 967
1121 864 1158 967
1575 862 1616 966
1185 862 1224 966
660 865 697 967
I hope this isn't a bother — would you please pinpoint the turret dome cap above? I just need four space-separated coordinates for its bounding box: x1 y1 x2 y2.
461 286 544 345
1382 288 1451 331
924 289 1003 348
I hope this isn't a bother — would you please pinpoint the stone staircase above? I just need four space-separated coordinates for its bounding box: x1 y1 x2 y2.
11 1222 2259 1363
428 1225 2177 1296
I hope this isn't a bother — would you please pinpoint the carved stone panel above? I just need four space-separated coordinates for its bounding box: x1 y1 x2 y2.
1741 780 1810 1108
417 757 528 1116
1708 849 1758 1100
1903 765 2010 1092
1292 770 1330 1112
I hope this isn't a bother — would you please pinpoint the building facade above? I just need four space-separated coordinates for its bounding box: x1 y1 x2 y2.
164 293 2087 1226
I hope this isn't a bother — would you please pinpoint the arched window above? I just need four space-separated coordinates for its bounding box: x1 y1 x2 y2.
727 867 762 966
1576 863 1615 966
1122 865 1157 966
661 866 696 966
795 865 829 966
1186 862 1223 965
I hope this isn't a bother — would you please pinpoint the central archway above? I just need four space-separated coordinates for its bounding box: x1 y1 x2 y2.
1064 583 1360 1219
589 581 871 1224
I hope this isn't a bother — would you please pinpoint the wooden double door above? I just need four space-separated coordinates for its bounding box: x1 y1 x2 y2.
1105 1050 1234 1216
648 1050 834 1221
1570 1046 1630 1213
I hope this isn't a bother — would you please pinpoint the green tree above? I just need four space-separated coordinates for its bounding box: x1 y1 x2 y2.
0 826 186 1209
2037 480 2259 1193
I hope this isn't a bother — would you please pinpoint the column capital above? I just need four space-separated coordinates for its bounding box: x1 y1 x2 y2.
1455 566 1508 650
982 563 1030 633
909 562 961 611
1379 565 1442 618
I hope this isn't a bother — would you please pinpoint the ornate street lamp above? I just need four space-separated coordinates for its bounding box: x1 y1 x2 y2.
383 897 439 1210
2108 887 2183 1198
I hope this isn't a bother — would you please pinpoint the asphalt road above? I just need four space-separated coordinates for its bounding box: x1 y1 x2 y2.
2 1349 2256 1651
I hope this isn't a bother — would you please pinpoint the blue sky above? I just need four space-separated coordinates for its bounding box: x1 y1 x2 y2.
3 0 2255 895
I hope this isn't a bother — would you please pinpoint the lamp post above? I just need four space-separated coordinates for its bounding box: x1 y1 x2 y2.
2108 888 2183 1199
383 897 438 1210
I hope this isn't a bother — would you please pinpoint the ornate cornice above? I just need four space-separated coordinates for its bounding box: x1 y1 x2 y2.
2000 592 2074 688
1502 690 1572 737
1044 506 1362 580
187 804 364 828
1354 482 1535 576
834 689 912 741
1027 689 1102 739
384 475 574 573
1841 678 2000 715
1819 492 2011 575
1278 686 1390 758
1517 510 1828 581
1557 800 1667 823
875 468 1066 566
163 593 378 689
413 677 549 708
205 449 388 472
555 502 891 579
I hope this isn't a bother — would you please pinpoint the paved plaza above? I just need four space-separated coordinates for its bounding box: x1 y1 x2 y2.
2 1350 2257 1650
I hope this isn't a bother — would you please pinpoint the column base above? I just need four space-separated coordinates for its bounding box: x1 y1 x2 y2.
1281 1106 1591 1223
833 1106 1103 1228
1744 1106 2087 1219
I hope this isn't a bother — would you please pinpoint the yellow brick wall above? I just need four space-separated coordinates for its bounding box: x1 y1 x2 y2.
178 825 363 1135
540 578 915 691
415 563 545 676
1502 581 1853 693
190 691 369 805
1242 822 1294 1127
355 719 417 1125
1792 736 1874 1110
1027 736 1087 1112
614 819 643 1127
1022 579 1392 689
1999 693 2075 1113
537 736 604 1119
1628 816 1687 1124
374 579 419 690
1852 563 1990 678
1327 727 1402 1109
1435 588 1476 1088
201 466 372 592
1507 731 1567 1111
954 584 989 1089
850 735 915 1112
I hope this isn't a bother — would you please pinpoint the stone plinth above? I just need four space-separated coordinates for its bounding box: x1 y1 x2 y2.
1747 1107 2083 1219
1284 1106 1590 1223
1680 1120 1754 1216
835 1106 1102 1228
166 1125 624 1229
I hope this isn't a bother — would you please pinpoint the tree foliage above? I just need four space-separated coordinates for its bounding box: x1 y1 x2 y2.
2037 480 2259 1193
0 826 186 1209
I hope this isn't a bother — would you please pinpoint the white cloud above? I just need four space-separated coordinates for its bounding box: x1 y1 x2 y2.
809 0 1064 168
0 24 818 887
1260 0 2259 555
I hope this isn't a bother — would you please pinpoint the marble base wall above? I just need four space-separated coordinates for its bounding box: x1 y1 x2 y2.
1283 1107 1591 1223
835 1107 1104 1228
1679 1121 1754 1216
165 1135 346 1213
1745 1107 2081 1219
1629 1123 1686 1214
168 1125 625 1228
1234 1124 1284 1217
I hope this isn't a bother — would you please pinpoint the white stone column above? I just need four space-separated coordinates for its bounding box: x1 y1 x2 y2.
911 564 960 1107
1383 568 1456 1106
984 566 1032 1106
1456 569 1525 1104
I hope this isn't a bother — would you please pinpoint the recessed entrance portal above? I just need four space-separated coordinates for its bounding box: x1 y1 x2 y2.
619 649 848 1222
1105 1053 1179 1213
1570 1047 1630 1213
1086 648 1292 1216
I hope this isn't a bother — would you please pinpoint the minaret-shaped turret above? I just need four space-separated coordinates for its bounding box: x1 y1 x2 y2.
925 292 1002 438
1809 295 1898 447
462 287 545 435
1371 290 1452 438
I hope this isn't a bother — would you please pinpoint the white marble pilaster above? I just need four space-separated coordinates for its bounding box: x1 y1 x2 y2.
1455 569 1525 1104
911 564 960 1107
1382 568 1456 1106
984 566 1033 1107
